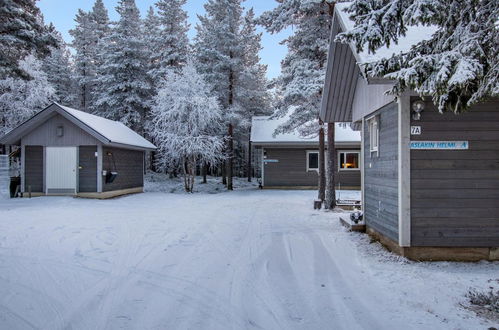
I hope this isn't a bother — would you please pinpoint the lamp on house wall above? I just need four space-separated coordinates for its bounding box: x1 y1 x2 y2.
56 126 64 137
411 100 425 121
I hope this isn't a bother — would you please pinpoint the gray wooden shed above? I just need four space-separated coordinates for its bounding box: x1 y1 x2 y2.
0 103 156 198
320 2 499 261
250 115 361 189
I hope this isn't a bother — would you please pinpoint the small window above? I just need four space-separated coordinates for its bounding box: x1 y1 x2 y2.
368 117 379 154
339 151 360 170
306 151 319 171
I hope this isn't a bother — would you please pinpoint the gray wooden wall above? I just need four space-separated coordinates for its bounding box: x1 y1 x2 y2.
410 99 499 247
263 147 360 188
102 147 143 192
22 114 99 146
78 146 97 193
24 146 43 192
364 102 399 241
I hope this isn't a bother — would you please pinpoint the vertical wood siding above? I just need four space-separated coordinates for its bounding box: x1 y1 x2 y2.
410 99 499 247
364 102 399 241
22 114 99 146
263 148 361 188
78 146 97 192
102 147 143 192
25 146 43 192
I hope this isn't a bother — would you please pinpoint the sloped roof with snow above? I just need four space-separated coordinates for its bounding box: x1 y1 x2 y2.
250 115 360 145
0 103 156 150
335 2 437 65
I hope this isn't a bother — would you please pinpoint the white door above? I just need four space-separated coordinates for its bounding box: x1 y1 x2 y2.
46 147 77 195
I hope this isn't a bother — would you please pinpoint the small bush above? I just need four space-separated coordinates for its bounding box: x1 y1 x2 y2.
466 288 499 314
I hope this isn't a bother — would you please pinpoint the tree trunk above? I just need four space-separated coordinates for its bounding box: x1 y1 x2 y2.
227 123 234 190
222 160 227 185
318 120 326 201
325 122 337 209
202 162 208 184
247 135 252 182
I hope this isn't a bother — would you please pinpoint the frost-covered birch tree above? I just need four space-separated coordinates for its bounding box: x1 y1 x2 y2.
149 62 225 193
336 0 499 112
0 55 55 135
95 0 151 132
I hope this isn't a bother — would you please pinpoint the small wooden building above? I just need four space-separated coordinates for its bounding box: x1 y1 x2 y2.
0 103 156 198
250 115 361 189
320 3 499 260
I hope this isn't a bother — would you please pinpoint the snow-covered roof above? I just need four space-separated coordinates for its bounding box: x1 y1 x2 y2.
55 103 156 150
0 103 156 150
335 2 437 64
250 116 360 145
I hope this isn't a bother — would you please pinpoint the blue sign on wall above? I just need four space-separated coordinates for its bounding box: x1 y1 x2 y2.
410 141 469 150
264 159 279 163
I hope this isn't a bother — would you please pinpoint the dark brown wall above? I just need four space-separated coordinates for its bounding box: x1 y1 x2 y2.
25 146 43 192
410 99 499 247
78 146 97 192
364 102 399 242
263 147 360 188
102 147 143 192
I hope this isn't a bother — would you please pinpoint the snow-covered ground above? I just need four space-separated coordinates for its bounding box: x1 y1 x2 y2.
0 189 497 329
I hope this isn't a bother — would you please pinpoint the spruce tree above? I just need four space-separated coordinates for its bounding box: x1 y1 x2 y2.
336 0 499 112
95 0 151 132
0 0 56 79
143 6 162 89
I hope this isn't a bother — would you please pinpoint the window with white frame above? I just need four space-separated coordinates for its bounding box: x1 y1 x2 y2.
338 151 360 170
306 150 319 171
368 117 379 154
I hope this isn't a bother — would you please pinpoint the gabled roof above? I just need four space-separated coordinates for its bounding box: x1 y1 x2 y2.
0 103 156 150
250 115 360 146
320 2 436 123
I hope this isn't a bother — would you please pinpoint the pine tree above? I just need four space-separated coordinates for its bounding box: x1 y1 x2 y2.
143 6 162 89
260 0 336 206
336 0 499 112
42 27 77 107
148 62 225 192
0 0 57 79
153 0 190 79
0 55 55 135
95 0 151 132
69 0 110 111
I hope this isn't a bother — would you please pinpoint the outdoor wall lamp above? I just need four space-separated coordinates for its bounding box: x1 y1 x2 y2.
411 100 425 121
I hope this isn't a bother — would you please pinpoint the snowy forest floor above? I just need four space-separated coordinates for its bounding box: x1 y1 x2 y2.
0 189 497 329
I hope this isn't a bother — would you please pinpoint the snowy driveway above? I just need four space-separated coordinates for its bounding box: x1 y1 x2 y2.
0 190 497 329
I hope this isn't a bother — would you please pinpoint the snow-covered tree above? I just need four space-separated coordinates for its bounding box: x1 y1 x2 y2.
259 0 335 136
196 0 270 189
95 0 152 132
148 62 225 192
69 0 110 111
42 27 77 107
152 0 190 80
336 0 499 113
0 55 55 135
143 6 162 89
0 0 56 79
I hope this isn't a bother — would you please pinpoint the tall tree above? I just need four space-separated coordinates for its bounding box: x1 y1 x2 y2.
195 0 246 190
260 1 336 205
149 62 225 192
143 6 162 88
95 0 152 132
337 0 498 112
0 55 55 135
0 0 56 79
42 27 77 107
153 0 190 79
69 0 110 111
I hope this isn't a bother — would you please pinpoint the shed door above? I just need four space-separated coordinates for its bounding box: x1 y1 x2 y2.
46 147 77 194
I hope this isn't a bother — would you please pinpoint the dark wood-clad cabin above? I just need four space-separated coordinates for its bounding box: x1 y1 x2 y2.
250 116 361 189
0 103 156 198
320 3 499 261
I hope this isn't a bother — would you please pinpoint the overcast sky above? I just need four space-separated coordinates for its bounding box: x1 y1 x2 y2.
37 0 291 79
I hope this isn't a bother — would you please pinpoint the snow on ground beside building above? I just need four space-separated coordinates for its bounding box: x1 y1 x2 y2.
0 190 497 329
